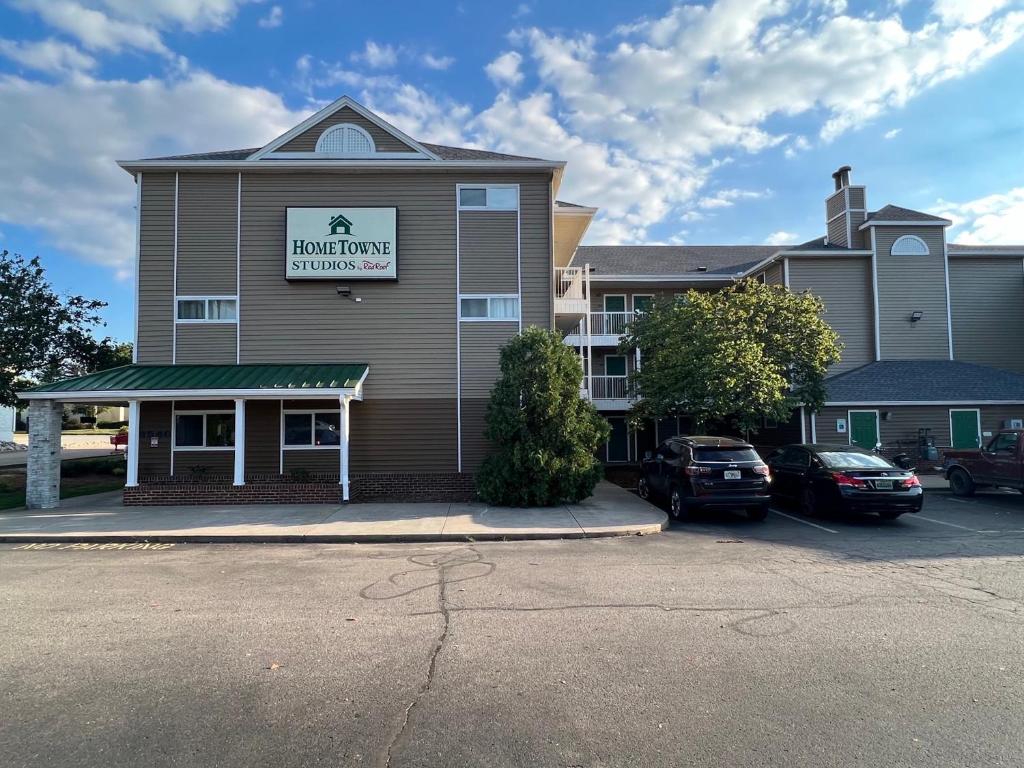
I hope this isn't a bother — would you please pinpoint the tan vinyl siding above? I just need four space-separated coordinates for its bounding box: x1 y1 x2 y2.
238 170 551 400
826 191 845 221
950 257 1024 374
282 450 338 475
873 226 950 360
350 399 458 472
137 173 175 364
786 257 874 374
849 211 867 248
827 216 848 247
244 400 280 474
176 173 237 294
814 405 1024 449
459 211 517 294
138 401 171 477
848 187 866 211
278 107 418 153
763 263 783 285
460 398 491 471
519 179 553 327
459 322 517 398
175 323 237 364
174 450 234 478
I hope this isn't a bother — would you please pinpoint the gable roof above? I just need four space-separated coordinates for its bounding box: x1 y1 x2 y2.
949 243 1024 255
575 245 781 277
824 360 1024 404
860 205 951 228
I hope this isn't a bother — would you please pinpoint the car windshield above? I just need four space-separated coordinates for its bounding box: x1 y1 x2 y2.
694 447 759 462
817 451 894 469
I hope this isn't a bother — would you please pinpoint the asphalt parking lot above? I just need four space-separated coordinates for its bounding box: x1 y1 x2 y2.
2 487 1022 767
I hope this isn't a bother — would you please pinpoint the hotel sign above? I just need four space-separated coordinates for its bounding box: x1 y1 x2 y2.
286 207 397 280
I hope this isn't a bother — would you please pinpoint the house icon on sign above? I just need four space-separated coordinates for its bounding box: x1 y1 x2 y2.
327 213 354 236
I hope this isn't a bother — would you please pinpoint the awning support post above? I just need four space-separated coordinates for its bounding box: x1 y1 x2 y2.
339 395 351 502
126 400 140 487
233 398 245 486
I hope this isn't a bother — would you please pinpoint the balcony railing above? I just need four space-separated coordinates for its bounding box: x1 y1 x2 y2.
554 266 586 301
589 375 629 401
589 311 633 337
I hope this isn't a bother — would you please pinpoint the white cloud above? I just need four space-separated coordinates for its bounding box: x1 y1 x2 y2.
351 41 399 69
421 52 455 70
764 230 798 245
933 0 1012 26
698 188 771 209
0 71 302 275
0 38 97 74
257 5 283 29
513 3 532 18
485 51 523 86
883 127 902 139
934 188 1024 244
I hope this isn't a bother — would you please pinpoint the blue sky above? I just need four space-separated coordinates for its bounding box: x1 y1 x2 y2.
1 0 1023 343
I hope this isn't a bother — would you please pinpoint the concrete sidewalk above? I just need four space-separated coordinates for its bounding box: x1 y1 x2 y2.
0 481 667 543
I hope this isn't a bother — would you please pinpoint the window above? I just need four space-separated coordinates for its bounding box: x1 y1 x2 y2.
458 185 519 210
633 295 654 313
174 412 235 449
283 411 342 448
694 447 760 462
604 355 627 377
603 295 626 313
987 432 1020 454
890 235 929 256
315 123 375 154
176 297 237 323
817 451 894 469
459 295 520 321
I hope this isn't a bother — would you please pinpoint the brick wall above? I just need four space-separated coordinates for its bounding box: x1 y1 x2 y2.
123 473 477 506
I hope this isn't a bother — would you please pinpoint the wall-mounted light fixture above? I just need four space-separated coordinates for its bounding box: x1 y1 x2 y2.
336 285 362 303
910 311 923 323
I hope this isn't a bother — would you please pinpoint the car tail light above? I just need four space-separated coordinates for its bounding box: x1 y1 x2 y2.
753 464 770 477
685 465 711 476
832 472 868 488
902 475 921 488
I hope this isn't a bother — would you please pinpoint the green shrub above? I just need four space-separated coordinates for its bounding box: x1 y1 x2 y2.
476 327 610 507
61 455 126 477
97 420 128 429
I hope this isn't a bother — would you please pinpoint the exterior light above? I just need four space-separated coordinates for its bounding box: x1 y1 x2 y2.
910 311 923 323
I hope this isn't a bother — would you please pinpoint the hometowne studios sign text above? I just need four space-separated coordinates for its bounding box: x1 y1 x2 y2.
286 207 398 279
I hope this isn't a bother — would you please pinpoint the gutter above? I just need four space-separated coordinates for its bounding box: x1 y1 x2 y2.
118 159 567 174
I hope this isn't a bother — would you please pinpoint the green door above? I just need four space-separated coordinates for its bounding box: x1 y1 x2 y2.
849 411 879 449
950 409 981 449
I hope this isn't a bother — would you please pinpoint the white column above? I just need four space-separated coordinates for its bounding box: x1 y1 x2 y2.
126 400 140 487
810 411 818 443
585 310 593 397
799 406 807 443
233 398 245 486
339 395 351 502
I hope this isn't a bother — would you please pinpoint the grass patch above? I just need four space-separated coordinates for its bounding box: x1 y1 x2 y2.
0 455 126 510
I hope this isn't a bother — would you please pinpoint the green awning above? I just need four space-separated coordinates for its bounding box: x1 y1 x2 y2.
21 363 369 399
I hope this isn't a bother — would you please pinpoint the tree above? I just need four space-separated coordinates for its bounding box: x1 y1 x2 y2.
622 279 842 434
476 327 611 506
0 250 120 406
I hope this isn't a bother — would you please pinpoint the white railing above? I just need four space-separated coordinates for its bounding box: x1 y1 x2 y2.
554 267 586 301
590 375 629 400
590 311 632 336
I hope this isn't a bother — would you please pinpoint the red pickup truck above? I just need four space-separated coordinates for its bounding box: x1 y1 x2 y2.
943 429 1023 496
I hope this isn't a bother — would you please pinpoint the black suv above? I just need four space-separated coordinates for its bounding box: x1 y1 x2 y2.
638 436 772 521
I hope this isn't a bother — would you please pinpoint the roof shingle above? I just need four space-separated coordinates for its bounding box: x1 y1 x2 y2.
575 245 781 277
825 360 1024 403
863 205 950 225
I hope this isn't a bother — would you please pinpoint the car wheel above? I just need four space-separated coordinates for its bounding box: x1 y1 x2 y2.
669 487 687 520
949 468 975 497
799 488 818 516
747 505 768 522
878 510 902 521
638 477 651 501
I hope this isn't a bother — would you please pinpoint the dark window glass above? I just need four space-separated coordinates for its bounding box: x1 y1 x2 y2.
694 447 759 462
284 414 312 446
205 414 235 447
633 295 654 313
988 432 1020 453
175 414 203 447
459 188 487 207
314 412 341 446
460 298 488 318
817 451 893 469
177 300 205 320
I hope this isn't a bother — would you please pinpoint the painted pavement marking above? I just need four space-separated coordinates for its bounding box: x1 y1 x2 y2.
769 509 838 534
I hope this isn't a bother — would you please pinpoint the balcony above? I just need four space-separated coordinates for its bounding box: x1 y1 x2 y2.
554 266 589 318
563 312 633 347
582 375 633 411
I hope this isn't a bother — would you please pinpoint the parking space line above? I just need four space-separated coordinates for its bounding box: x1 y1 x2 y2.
769 509 838 533
914 515 978 532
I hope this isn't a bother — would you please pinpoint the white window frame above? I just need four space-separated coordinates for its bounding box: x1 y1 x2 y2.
890 235 930 256
176 296 238 324
458 293 521 322
281 408 343 450
631 294 655 314
604 354 628 377
456 183 519 211
172 410 236 451
314 123 376 155
603 294 627 313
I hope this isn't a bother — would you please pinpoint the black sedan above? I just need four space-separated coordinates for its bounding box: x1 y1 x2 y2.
766 444 923 519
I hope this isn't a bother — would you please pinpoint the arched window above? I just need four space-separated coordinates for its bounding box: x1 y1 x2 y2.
315 123 375 154
890 235 929 256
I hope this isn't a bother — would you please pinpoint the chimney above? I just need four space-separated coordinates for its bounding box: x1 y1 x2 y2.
825 165 867 248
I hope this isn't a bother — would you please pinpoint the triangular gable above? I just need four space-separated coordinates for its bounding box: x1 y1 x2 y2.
250 95 440 160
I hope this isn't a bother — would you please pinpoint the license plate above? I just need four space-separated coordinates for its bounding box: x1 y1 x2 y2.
724 470 741 480
873 479 894 490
